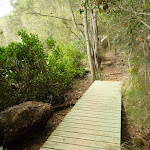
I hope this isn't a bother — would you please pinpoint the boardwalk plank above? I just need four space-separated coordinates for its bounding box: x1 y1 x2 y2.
42 141 101 150
66 114 120 121
71 108 121 114
58 122 120 133
56 126 120 137
68 110 121 118
51 130 120 144
64 115 120 124
61 118 120 128
69 109 121 116
46 136 120 149
64 115 120 123
40 81 121 150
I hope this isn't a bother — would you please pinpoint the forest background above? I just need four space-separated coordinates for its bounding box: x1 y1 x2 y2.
0 0 150 148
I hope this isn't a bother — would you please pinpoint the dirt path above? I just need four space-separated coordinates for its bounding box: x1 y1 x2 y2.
101 50 128 81
9 49 130 150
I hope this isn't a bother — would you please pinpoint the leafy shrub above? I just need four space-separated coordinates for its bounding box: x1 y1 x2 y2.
124 50 150 130
0 30 51 110
46 38 85 103
0 30 85 111
0 146 7 150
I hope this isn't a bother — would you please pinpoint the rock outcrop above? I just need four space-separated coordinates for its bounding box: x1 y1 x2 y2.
0 101 54 146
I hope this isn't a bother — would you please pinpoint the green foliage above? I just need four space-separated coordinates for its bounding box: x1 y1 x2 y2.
112 0 150 132
0 30 50 110
96 0 150 132
125 76 150 129
0 30 84 110
47 39 85 91
46 35 56 49
0 146 7 150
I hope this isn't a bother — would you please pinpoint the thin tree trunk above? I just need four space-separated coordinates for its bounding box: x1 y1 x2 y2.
92 9 99 69
89 3 101 79
89 2 100 68
89 5 94 50
83 3 96 81
68 0 85 39
68 0 97 81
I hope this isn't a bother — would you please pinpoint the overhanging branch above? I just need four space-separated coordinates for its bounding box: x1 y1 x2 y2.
68 0 85 39
119 6 150 29
136 16 150 29
23 11 83 26
138 12 150 16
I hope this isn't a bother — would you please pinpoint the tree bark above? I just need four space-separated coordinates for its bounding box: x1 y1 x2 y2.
83 2 96 81
92 9 99 70
89 3 101 79
68 0 102 81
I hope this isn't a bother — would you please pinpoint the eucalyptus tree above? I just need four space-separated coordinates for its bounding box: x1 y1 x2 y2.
69 0 104 81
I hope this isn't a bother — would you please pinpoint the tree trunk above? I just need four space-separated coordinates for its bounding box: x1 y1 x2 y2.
83 2 96 81
89 3 101 79
92 9 99 69
68 0 101 81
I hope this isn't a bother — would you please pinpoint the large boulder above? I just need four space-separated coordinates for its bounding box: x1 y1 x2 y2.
0 101 54 146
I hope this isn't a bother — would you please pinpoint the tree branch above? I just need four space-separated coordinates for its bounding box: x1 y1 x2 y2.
136 16 150 29
119 6 150 29
119 6 150 16
23 11 83 26
137 12 150 16
70 30 79 38
68 0 85 39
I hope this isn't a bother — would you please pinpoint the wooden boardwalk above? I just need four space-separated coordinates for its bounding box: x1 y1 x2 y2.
40 81 121 150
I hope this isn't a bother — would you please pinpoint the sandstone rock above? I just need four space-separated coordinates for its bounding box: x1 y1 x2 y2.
0 101 54 146
101 61 112 66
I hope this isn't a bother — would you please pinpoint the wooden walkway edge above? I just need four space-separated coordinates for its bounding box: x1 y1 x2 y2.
40 81 121 150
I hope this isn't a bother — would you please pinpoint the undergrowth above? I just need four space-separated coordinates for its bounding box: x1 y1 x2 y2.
0 30 85 111
124 75 150 130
